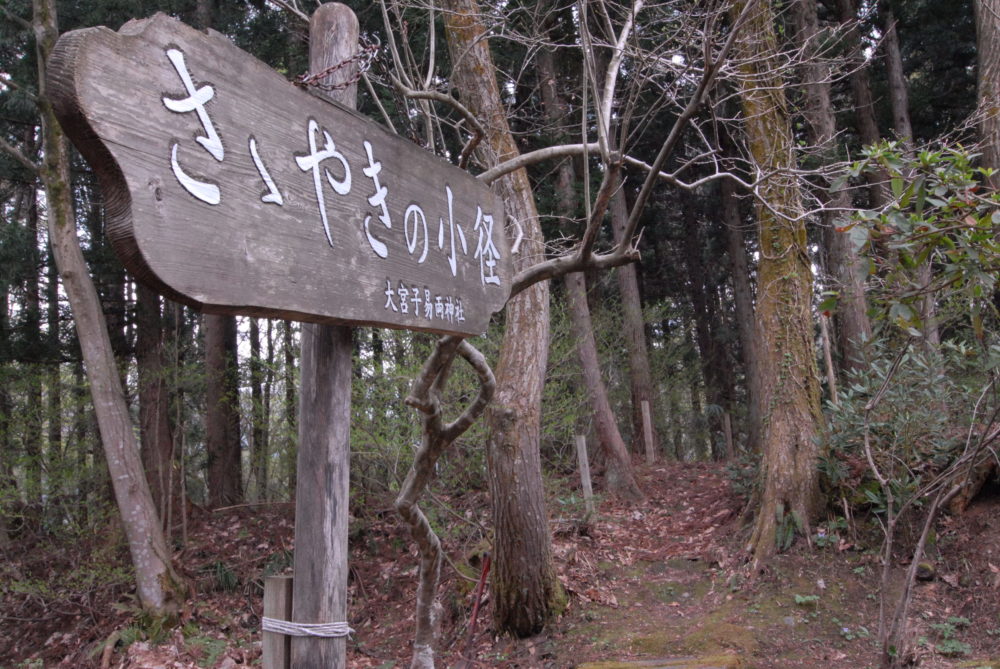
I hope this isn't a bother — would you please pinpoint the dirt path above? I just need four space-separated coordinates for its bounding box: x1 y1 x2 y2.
2 461 998 668
459 462 1000 669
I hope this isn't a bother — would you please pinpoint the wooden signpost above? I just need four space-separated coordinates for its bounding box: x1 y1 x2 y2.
46 11 512 337
48 6 514 668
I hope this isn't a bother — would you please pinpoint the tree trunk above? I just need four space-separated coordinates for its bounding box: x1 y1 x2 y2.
731 0 824 566
684 323 708 460
204 313 242 508
282 319 297 498
443 0 564 636
565 274 644 500
880 4 939 347
249 318 267 501
793 0 871 373
837 0 888 208
681 194 731 459
609 189 662 457
721 177 762 454
263 319 274 501
881 5 914 145
975 0 1000 185
137 284 176 522
24 185 43 506
0 285 12 547
46 248 63 500
536 44 642 500
35 0 183 615
71 360 92 524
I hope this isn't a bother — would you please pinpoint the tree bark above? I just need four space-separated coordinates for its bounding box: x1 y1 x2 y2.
837 0 889 208
721 177 762 454
263 319 274 501
282 319 297 498
881 5 914 144
793 0 871 373
249 318 268 501
71 360 93 524
137 284 176 522
684 323 708 459
536 44 642 500
609 189 662 457
24 185 43 505
204 313 242 508
0 285 12 547
975 0 1000 184
35 0 182 615
565 274 644 499
731 0 825 566
880 3 939 347
46 248 62 499
443 0 564 636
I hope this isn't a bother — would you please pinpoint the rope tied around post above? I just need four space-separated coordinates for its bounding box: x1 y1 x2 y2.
261 617 355 638
295 35 380 91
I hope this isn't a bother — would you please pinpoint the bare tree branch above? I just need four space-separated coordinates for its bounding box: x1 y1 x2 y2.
621 0 756 246
0 73 38 104
0 5 31 30
477 142 601 184
389 76 485 166
361 72 398 133
0 136 40 175
396 334 495 668
265 0 309 24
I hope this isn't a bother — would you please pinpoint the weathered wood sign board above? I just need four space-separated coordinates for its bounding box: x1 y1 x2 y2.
46 13 511 336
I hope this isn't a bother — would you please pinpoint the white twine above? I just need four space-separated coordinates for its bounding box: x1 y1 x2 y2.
262 617 355 638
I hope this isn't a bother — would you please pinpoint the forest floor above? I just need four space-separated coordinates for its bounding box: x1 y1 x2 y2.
2 460 999 668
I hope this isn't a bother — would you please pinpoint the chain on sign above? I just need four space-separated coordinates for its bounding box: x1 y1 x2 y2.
295 36 380 91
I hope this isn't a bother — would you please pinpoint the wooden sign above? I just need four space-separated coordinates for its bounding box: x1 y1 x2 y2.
46 13 512 336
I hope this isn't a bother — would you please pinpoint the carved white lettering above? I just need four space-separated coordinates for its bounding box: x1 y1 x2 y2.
296 119 351 246
404 204 429 263
162 48 223 204
169 143 220 204
383 279 398 311
474 207 502 285
249 136 283 205
162 48 223 160
361 141 390 259
397 282 410 314
436 186 467 277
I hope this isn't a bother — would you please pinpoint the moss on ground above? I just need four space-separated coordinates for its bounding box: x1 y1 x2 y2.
578 655 743 668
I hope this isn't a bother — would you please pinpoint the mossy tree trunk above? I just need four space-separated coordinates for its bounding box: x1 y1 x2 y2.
730 0 824 567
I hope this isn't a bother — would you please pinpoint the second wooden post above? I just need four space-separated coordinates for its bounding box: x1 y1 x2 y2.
291 4 358 667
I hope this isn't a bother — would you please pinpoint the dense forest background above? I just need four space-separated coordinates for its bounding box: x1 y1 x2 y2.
1 0 999 667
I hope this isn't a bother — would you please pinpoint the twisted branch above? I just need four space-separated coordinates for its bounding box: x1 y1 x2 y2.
395 336 495 669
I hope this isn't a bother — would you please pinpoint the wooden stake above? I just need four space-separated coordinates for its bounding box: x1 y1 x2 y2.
263 575 293 669
575 435 595 515
642 400 656 464
291 5 358 668
722 412 734 460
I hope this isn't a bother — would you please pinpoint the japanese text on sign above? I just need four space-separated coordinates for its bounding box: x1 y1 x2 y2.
47 13 512 335
162 47 503 289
